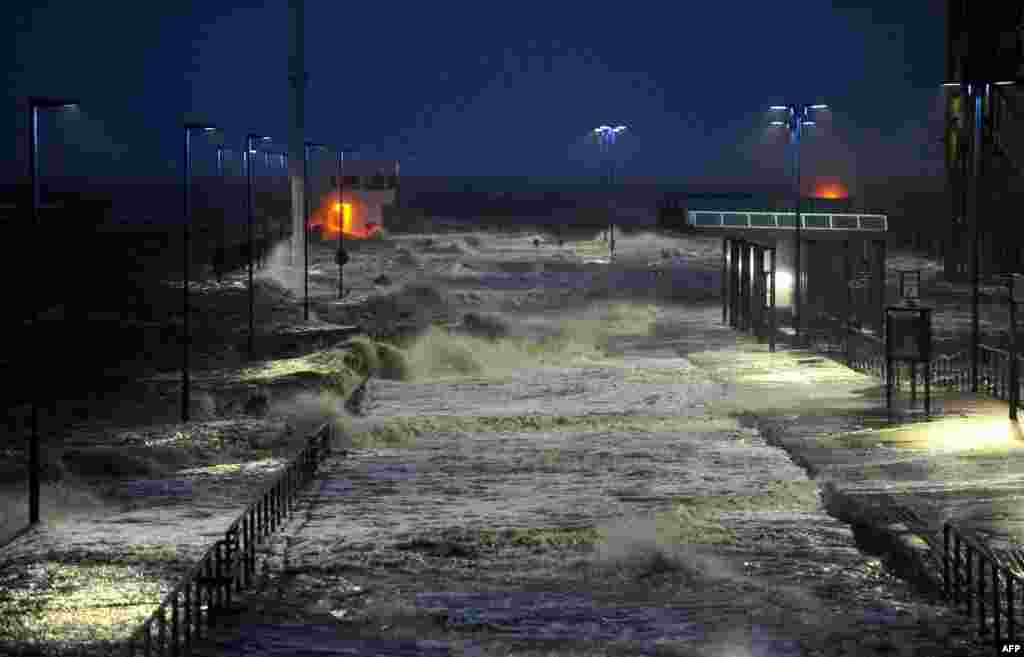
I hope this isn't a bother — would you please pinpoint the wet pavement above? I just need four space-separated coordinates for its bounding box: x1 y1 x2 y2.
5 232 1011 655
189 281 985 657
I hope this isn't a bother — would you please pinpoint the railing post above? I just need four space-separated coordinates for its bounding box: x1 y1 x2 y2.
278 479 284 523
226 529 236 595
192 576 202 642
967 544 974 616
242 512 251 588
202 559 213 626
270 484 276 531
183 582 192 657
157 608 166 657
213 541 223 612
994 563 1001 645
979 556 987 635
171 592 180 657
260 496 267 541
944 524 951 600
1012 297 1019 420
1001 354 1007 399
954 531 961 605
722 238 729 325
1009 567 1016 643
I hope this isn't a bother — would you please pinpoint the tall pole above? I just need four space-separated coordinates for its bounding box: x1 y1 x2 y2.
182 125 218 420
28 104 40 526
303 144 310 321
26 98 78 526
246 139 255 359
288 0 307 267
969 82 984 393
771 103 826 343
592 126 626 256
183 128 192 422
336 150 345 299
793 117 802 344
215 146 225 283
608 150 615 257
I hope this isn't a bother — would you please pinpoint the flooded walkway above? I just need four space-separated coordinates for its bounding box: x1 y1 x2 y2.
190 292 982 656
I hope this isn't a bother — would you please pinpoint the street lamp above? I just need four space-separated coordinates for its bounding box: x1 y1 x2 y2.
592 125 627 258
335 147 356 299
246 134 273 359
183 123 220 423
769 102 828 343
213 145 234 283
26 96 78 527
277 153 288 242
304 141 329 321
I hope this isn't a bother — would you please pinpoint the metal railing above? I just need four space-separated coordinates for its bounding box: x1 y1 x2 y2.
792 317 1024 648
1 422 334 657
688 209 889 232
120 422 333 657
944 522 1024 648
796 314 1024 402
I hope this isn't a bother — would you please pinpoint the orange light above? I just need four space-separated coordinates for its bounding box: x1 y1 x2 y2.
342 202 352 233
813 180 848 200
311 195 379 240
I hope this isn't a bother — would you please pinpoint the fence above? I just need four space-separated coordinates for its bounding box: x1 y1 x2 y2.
944 522 1024 649
780 315 1024 647
799 312 1024 403
2 422 334 657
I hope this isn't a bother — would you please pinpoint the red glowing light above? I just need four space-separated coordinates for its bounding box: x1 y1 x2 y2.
813 180 848 200
309 192 381 240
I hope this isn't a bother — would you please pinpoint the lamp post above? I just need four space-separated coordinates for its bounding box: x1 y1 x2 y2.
303 142 329 320
183 124 220 423
214 145 233 283
336 148 347 299
278 153 288 242
335 147 357 299
592 125 627 258
246 134 273 359
769 103 828 344
26 97 79 526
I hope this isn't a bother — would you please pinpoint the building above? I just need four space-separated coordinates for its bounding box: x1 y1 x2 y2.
308 160 397 239
944 2 1024 281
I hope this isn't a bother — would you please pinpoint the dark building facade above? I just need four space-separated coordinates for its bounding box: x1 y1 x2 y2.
945 2 1024 281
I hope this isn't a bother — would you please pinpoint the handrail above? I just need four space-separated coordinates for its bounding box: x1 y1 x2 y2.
944 521 1024 647
687 210 888 231
114 421 334 657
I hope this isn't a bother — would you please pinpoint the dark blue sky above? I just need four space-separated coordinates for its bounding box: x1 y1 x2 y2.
6 1 947 190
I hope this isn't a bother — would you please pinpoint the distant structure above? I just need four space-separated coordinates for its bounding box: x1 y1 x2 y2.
657 190 855 232
308 160 397 239
944 2 1024 281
